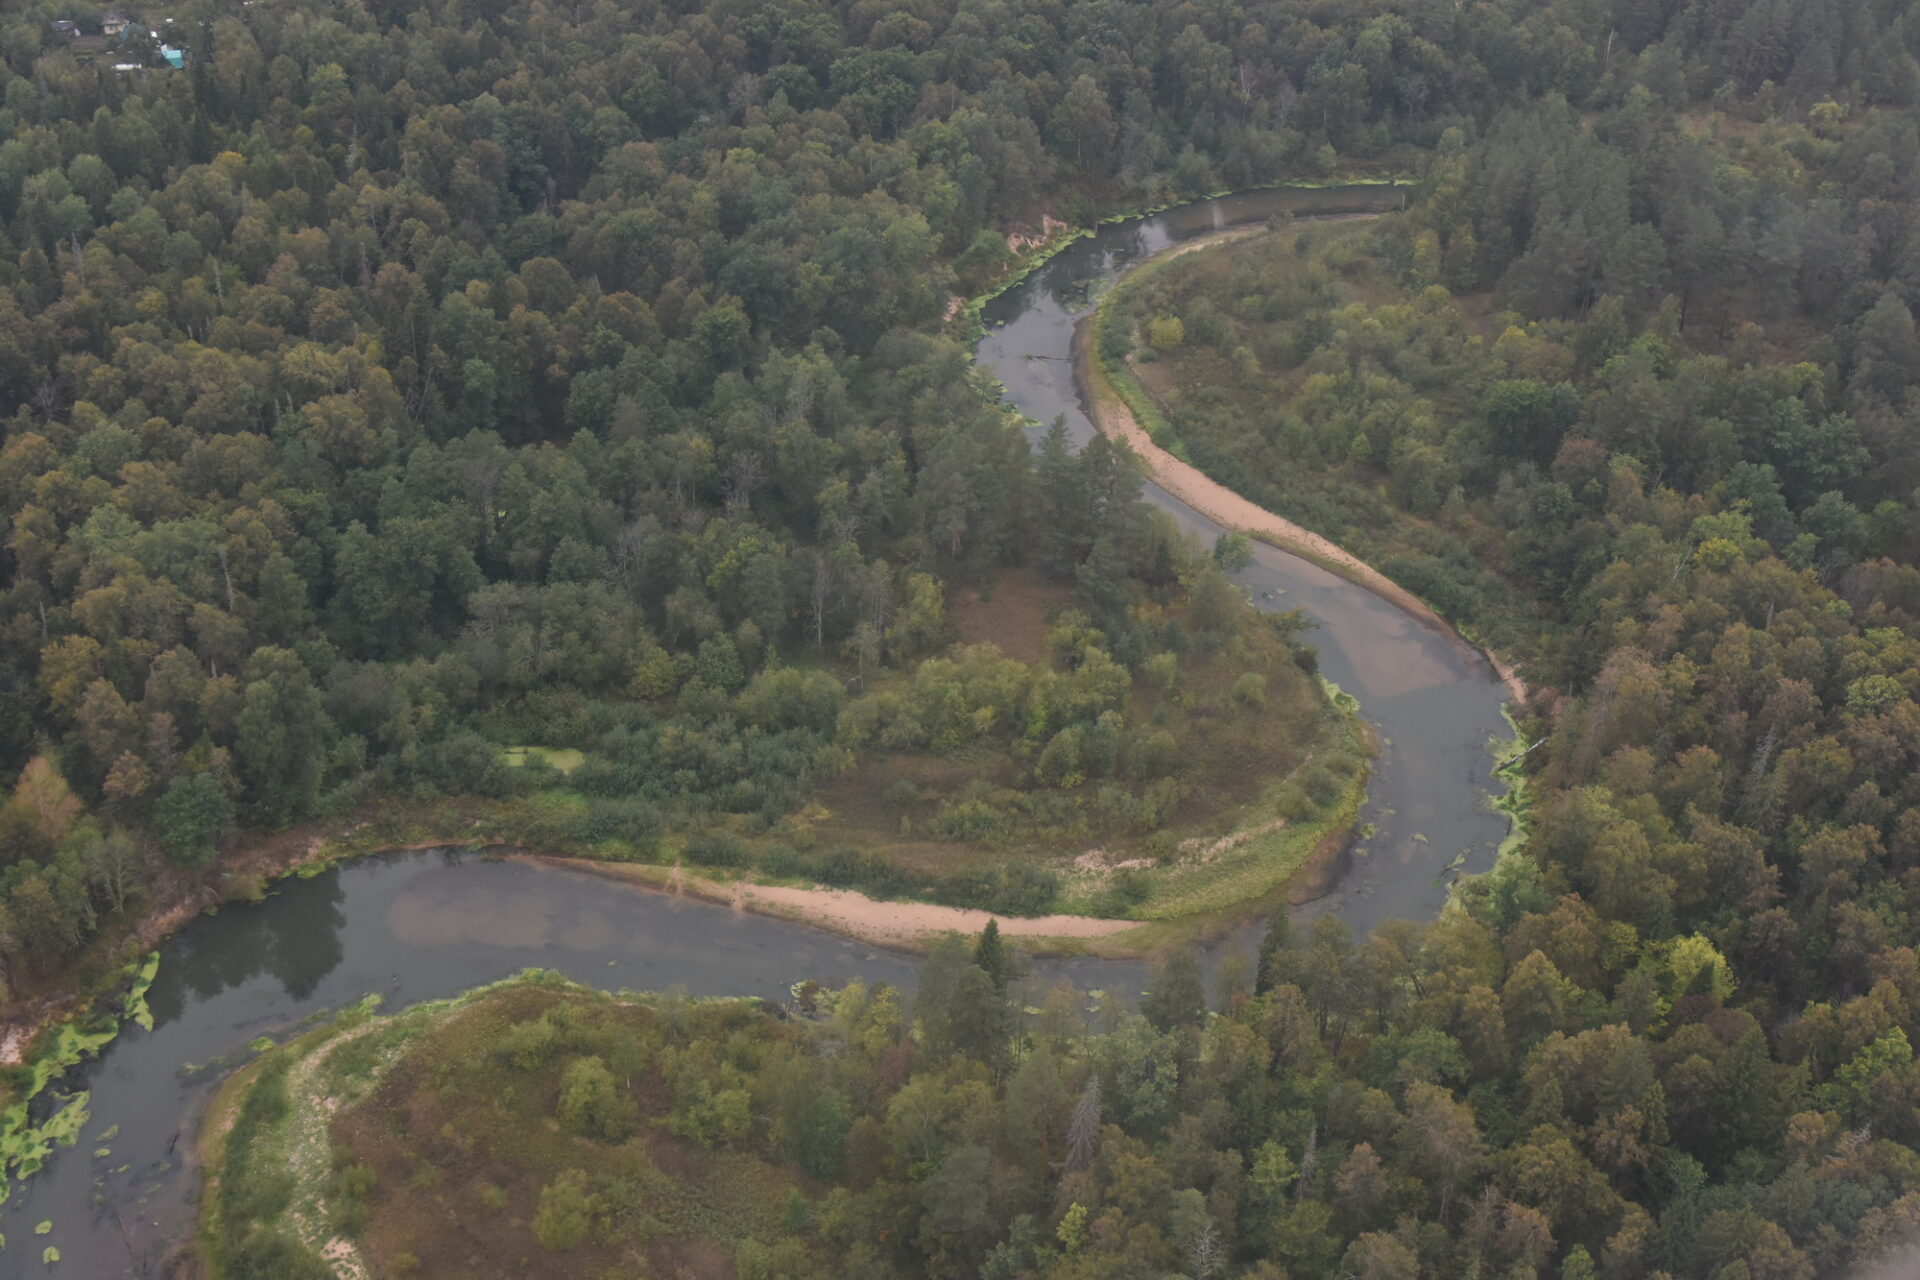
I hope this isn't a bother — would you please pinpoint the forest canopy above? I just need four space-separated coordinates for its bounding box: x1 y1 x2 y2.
15 0 1920 1274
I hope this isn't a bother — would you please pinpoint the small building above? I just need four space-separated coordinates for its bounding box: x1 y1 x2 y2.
158 45 184 68
50 19 79 38
102 12 131 36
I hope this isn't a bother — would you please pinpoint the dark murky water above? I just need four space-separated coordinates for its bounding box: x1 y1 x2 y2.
9 186 1515 1276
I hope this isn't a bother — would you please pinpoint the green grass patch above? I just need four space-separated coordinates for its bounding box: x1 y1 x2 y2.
1102 709 1370 921
502 746 586 775
200 974 833 1280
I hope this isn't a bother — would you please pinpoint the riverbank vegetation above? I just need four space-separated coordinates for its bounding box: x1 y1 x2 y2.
11 0 1920 1270
202 973 861 1279
0 0 1455 1026
203 904 1920 1280
1085 49 1920 1280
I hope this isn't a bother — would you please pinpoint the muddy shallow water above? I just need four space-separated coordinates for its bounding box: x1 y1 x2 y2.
7 186 1516 1277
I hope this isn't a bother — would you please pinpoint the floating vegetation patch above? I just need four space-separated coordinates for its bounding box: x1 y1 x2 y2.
1319 677 1361 713
122 953 159 1032
1 953 165 1195
22 1021 116 1102
1 1091 91 1183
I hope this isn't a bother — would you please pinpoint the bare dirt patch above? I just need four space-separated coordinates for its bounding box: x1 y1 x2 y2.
948 566 1070 662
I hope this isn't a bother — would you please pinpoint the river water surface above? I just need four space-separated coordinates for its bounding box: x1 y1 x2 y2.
7 186 1516 1276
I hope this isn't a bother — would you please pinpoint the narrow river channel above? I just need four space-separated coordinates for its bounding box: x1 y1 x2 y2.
6 186 1516 1277
975 184 1516 930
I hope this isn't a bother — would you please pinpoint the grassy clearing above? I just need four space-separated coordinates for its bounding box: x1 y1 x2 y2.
948 565 1070 662
502 746 586 775
199 973 818 1280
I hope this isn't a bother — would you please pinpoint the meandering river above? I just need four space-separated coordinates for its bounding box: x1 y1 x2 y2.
5 185 1516 1277
975 183 1516 930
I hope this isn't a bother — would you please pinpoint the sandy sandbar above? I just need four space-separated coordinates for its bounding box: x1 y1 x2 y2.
1073 225 1529 708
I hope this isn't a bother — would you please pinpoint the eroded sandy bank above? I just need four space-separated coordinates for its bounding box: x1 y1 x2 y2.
1072 226 1530 709
518 855 1145 951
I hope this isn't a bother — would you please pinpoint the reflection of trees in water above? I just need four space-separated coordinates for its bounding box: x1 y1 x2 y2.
150 869 349 1014
1100 223 1150 273
1054 225 1148 310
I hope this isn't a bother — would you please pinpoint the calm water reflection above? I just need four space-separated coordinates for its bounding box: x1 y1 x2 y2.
7 851 1142 1276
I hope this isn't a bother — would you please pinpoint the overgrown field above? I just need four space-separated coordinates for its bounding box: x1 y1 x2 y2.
199 973 867 1279
459 559 1365 927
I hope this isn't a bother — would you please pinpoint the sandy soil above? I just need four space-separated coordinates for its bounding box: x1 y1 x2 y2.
733 882 1137 942
1074 226 1530 709
524 856 1143 949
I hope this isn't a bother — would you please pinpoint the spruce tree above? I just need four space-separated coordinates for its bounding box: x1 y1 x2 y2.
973 919 1008 992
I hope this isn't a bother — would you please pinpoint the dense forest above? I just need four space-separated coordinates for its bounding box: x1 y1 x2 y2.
1088 52 1920 1280
0 0 1441 979
211 922 1920 1280
7 0 1920 1273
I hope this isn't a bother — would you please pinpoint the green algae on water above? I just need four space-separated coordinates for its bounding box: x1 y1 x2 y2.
23 1022 117 1102
6 1092 92 1179
1 954 160 1190
122 953 159 1032
1318 677 1360 713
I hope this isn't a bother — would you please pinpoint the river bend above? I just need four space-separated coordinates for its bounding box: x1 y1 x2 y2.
7 186 1515 1276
